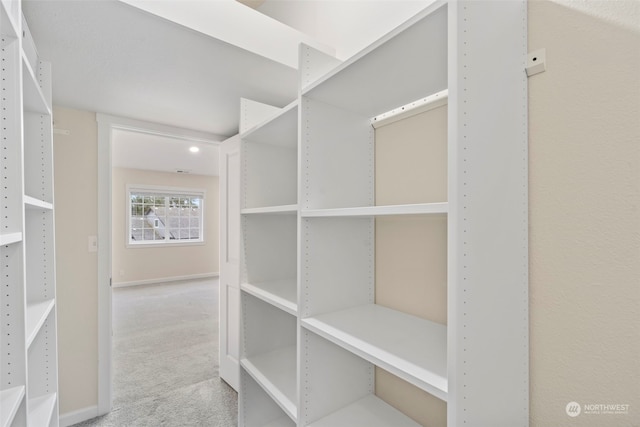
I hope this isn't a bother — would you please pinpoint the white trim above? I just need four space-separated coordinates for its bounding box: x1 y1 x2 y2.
96 116 113 416
113 272 219 288
59 405 99 427
96 113 223 145
96 113 223 416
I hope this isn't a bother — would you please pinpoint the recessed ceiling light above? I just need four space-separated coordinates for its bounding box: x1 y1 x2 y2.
189 146 200 153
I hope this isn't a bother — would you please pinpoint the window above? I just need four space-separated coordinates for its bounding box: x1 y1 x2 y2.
128 185 205 246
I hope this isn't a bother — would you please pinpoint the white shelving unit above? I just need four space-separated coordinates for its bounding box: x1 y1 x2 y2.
1 2 59 426
238 1 528 426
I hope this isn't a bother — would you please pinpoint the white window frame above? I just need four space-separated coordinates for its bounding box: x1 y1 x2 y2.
127 184 206 248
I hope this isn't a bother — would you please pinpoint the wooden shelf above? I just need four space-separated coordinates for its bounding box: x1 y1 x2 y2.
242 205 298 215
241 101 298 149
301 2 447 118
27 393 56 427
0 232 22 246
0 386 25 427
21 55 51 115
308 394 421 427
241 346 297 422
241 281 297 316
24 196 53 211
302 304 447 401
302 203 447 218
26 299 55 349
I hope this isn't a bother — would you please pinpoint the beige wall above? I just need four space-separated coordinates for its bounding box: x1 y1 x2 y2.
111 168 219 284
374 1 639 426
53 106 99 414
528 1 639 425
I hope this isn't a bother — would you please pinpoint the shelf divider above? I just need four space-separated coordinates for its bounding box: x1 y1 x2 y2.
241 346 297 422
25 299 55 349
0 385 25 427
302 304 448 401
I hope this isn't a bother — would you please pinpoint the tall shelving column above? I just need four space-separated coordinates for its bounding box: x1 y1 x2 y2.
1 1 28 425
238 99 299 427
0 1 58 425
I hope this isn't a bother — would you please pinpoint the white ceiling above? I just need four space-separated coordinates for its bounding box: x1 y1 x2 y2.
112 129 219 176
22 0 300 137
22 0 428 177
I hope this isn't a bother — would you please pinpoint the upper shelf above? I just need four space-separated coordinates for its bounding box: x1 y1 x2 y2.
241 205 298 215
0 232 22 246
22 55 51 115
24 196 53 211
302 304 448 401
302 203 447 218
0 0 19 40
241 101 298 149
301 1 447 118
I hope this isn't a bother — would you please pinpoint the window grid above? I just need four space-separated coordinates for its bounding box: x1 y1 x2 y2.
129 191 203 245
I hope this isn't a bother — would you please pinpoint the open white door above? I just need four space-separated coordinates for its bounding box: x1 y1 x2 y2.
219 134 241 390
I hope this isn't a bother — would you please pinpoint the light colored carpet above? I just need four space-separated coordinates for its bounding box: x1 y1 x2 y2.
73 278 238 426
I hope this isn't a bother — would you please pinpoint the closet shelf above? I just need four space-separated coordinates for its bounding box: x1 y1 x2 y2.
24 196 53 211
241 101 298 149
241 281 297 316
0 1 19 40
301 1 447 118
27 393 56 427
22 55 50 115
308 394 422 427
301 202 447 218
261 416 296 427
0 386 25 427
0 232 23 246
26 299 55 349
241 346 297 422
302 304 448 401
241 205 298 215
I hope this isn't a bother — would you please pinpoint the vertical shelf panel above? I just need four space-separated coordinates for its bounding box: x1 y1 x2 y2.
24 112 53 203
0 31 23 237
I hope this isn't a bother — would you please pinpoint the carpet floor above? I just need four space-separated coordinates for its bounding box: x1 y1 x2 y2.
73 278 238 426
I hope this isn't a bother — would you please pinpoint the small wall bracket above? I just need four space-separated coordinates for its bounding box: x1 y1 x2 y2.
526 48 546 77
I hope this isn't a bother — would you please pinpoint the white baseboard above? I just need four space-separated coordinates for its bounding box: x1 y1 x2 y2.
113 272 219 288
60 405 99 427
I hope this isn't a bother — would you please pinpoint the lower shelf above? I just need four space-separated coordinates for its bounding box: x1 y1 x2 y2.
28 392 56 427
262 416 296 427
302 304 448 401
241 346 297 421
1 386 25 427
26 299 55 348
241 280 297 315
308 394 421 427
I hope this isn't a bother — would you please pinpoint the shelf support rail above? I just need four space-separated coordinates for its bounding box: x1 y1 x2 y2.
370 89 448 129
